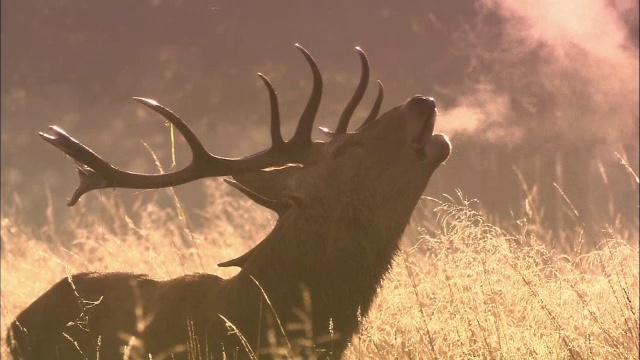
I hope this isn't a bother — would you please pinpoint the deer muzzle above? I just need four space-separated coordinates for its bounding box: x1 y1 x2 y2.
408 96 449 163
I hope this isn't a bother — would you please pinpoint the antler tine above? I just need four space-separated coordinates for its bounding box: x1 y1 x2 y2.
334 47 369 136
40 126 112 173
257 73 285 150
39 126 113 206
133 97 211 163
289 44 322 147
357 80 384 131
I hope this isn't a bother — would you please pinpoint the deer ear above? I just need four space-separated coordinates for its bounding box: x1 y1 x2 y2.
230 164 303 207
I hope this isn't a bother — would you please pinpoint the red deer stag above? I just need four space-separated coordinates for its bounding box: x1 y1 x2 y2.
8 45 451 359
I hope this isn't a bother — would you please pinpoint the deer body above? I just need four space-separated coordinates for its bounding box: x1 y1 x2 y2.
8 46 451 359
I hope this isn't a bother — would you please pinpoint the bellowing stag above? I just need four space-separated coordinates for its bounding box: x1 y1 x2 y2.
7 45 451 359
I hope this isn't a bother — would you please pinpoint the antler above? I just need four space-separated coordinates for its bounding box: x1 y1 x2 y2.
356 80 384 131
40 45 323 206
41 45 385 206
319 48 384 137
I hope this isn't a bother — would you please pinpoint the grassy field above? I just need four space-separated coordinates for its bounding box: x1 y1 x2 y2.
1 182 638 359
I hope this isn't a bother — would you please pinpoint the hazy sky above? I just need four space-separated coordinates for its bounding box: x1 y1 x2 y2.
1 0 638 230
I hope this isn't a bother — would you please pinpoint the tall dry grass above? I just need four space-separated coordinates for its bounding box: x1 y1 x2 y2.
347 195 638 359
1 181 638 359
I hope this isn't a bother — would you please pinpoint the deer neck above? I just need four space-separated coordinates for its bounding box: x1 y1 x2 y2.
235 192 419 346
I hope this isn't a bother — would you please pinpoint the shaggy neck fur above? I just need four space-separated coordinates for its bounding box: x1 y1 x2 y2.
224 184 425 357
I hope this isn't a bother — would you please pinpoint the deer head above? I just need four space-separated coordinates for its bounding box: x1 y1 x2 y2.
13 45 451 359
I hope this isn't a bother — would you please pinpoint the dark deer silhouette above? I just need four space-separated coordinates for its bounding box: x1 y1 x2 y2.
7 45 451 359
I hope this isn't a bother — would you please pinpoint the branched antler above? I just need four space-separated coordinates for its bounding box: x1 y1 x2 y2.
40 45 382 206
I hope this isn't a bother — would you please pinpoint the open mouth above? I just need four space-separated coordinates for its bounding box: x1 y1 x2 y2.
409 97 451 163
